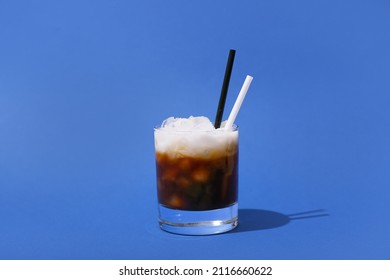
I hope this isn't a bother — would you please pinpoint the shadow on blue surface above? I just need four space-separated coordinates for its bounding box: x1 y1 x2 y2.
233 209 329 233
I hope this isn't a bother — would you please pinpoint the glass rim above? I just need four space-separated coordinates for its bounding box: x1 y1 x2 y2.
154 123 238 132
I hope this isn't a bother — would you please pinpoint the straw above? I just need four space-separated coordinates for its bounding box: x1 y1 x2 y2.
224 75 253 130
214 49 236 128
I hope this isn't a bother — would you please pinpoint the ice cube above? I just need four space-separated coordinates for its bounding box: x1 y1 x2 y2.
192 116 215 131
161 117 176 128
161 116 215 131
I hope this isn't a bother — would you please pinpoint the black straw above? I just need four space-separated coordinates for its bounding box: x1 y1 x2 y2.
214 49 236 128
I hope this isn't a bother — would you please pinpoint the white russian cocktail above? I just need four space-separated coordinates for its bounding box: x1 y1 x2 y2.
154 116 238 235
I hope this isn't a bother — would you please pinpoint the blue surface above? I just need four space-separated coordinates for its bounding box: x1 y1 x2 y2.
1 0 389 259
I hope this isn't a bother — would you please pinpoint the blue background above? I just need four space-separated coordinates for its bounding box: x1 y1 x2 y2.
1 0 389 259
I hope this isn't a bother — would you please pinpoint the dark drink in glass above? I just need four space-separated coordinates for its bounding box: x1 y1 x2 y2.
154 116 238 235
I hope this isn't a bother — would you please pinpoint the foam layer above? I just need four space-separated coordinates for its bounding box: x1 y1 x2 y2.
154 116 238 158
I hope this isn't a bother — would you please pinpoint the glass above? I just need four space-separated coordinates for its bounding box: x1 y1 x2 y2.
154 125 239 235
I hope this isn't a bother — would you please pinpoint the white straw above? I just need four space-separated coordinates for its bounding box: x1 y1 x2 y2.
224 75 253 129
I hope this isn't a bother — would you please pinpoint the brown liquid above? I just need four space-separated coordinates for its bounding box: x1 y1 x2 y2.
155 151 238 211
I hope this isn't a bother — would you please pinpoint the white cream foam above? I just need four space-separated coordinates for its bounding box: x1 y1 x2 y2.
154 116 238 158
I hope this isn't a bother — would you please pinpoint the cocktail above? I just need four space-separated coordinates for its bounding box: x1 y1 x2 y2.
154 50 253 235
155 117 239 235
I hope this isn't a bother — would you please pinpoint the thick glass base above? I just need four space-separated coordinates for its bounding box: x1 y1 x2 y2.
158 203 238 235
